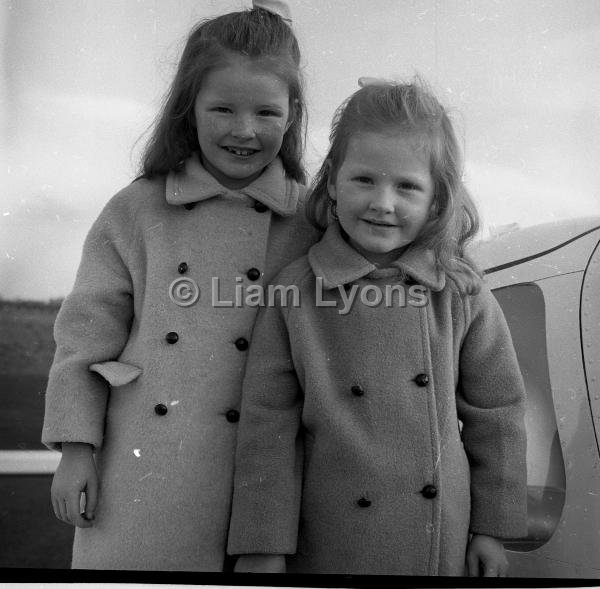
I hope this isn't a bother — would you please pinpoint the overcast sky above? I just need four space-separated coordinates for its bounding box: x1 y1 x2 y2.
1 0 599 300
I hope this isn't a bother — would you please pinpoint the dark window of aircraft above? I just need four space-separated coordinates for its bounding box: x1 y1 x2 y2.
493 283 566 552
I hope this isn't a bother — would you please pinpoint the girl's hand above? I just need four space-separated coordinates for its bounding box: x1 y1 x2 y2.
234 554 286 573
466 534 509 577
51 442 98 528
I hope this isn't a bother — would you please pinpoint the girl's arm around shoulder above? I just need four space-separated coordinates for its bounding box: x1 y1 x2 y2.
227 258 312 558
42 180 157 451
456 283 528 539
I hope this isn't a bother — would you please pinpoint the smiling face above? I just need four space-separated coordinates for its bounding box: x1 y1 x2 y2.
194 55 291 189
328 131 435 267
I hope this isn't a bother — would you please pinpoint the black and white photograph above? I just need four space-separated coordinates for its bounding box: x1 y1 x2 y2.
1 0 599 584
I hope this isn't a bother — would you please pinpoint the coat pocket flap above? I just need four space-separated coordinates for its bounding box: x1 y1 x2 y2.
89 361 142 386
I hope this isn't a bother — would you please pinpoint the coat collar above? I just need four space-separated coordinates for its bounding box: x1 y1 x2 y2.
308 222 446 291
165 153 299 217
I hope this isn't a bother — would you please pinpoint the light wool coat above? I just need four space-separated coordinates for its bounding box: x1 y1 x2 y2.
227 222 528 576
42 154 320 571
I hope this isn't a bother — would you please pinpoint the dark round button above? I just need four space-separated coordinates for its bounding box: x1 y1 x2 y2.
414 373 429 387
226 409 240 423
154 403 168 416
234 337 249 351
351 385 364 397
178 262 188 274
421 484 437 499
165 331 179 344
184 202 196 211
357 497 371 508
247 267 261 281
254 201 268 213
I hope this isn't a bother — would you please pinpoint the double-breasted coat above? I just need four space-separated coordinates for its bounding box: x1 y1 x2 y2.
42 154 320 571
227 222 528 575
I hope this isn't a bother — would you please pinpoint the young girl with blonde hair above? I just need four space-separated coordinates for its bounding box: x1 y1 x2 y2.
227 78 527 576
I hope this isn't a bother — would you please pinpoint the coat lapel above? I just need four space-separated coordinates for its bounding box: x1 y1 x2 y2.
308 222 445 291
165 153 298 217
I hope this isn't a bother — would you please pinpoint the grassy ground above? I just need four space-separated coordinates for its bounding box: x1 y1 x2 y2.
0 299 61 449
0 299 60 375
1 374 49 450
0 299 74 568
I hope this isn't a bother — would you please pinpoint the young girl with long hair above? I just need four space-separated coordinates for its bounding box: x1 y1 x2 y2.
227 78 527 576
42 0 319 571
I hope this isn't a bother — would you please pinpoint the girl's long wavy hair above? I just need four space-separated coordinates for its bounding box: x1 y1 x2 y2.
306 79 482 294
138 8 306 184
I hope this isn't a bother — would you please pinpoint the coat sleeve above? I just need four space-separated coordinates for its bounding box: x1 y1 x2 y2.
42 193 135 451
227 292 303 556
456 285 528 538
